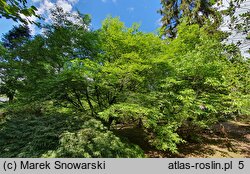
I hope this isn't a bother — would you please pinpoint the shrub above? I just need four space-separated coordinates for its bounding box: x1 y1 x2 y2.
43 119 144 158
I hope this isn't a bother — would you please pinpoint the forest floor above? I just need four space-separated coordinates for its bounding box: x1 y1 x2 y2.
146 119 250 158
115 117 250 158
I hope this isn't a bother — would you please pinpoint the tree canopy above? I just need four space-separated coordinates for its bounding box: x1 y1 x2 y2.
0 3 249 157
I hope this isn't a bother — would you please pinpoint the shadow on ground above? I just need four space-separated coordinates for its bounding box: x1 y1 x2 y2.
166 121 250 158
113 120 250 158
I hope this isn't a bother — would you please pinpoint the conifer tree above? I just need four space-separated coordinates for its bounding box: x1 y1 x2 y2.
159 0 221 37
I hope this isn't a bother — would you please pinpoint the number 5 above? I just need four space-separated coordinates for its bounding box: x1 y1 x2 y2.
238 161 244 169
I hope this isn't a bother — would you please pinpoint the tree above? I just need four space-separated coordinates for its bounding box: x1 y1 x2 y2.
0 25 31 102
2 24 30 49
0 0 39 24
97 18 249 152
1 15 249 156
14 6 100 111
159 0 221 37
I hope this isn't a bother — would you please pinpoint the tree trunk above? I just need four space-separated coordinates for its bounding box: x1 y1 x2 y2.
8 94 14 103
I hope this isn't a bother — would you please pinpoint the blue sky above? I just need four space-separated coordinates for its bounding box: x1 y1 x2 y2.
0 0 162 36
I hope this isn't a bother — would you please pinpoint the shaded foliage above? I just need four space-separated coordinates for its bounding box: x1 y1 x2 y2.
159 0 221 37
0 112 85 157
0 25 31 102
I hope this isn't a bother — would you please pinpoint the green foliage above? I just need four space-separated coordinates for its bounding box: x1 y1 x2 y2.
4 101 43 116
161 23 246 124
159 0 221 37
0 25 31 102
0 0 39 24
0 112 85 157
43 119 144 158
0 15 249 157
